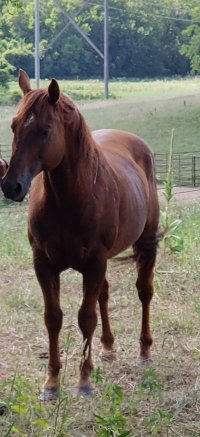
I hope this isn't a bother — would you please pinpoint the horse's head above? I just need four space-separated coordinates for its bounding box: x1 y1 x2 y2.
1 69 75 202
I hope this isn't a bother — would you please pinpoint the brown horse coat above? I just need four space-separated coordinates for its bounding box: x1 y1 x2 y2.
1 70 159 399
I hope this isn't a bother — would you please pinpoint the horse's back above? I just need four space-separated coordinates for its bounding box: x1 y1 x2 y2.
92 129 153 159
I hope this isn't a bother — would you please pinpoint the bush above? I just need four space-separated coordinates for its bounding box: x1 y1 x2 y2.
0 70 10 89
10 91 21 104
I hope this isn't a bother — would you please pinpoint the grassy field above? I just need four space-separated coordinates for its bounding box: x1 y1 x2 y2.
5 75 200 101
0 199 200 436
0 78 200 435
0 77 200 162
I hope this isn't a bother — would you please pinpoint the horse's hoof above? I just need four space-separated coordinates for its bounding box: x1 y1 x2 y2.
100 351 116 362
39 386 58 402
0 403 8 416
134 357 152 367
75 386 95 397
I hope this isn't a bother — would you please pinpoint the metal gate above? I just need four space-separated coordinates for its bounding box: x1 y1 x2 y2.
1 144 200 187
155 152 200 187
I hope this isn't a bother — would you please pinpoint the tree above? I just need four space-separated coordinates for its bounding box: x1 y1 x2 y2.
180 5 200 73
0 0 197 82
0 0 22 9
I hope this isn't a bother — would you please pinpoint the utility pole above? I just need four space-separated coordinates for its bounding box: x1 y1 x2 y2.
104 0 109 99
54 1 104 59
35 0 40 88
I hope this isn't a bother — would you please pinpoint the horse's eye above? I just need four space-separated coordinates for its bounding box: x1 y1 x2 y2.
39 128 49 139
11 123 15 133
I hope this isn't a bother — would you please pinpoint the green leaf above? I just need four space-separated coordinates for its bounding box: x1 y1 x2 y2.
11 404 28 414
33 418 49 429
11 426 26 435
118 431 131 437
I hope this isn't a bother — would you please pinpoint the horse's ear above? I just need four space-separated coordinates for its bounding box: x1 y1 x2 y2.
18 69 31 95
48 79 60 105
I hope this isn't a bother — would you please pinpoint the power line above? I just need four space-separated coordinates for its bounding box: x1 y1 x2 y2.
86 1 200 24
139 0 198 13
147 13 200 23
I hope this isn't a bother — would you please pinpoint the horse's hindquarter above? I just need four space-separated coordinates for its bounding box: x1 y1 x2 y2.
93 130 152 257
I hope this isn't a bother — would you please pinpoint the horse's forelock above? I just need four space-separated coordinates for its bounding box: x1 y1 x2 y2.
13 88 80 140
17 89 49 124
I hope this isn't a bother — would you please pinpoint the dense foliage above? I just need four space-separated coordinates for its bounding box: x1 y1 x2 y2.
0 0 200 84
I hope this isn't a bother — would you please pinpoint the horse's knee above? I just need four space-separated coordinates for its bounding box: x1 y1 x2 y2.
44 307 63 332
78 307 97 338
100 278 109 295
99 288 109 304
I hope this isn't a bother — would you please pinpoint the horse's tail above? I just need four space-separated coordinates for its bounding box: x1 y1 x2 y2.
112 228 163 265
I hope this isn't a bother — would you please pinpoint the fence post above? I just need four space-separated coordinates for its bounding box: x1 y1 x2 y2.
192 155 196 187
166 153 168 177
178 154 181 185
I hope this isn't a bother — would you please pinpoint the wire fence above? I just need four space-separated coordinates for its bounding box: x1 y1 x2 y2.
0 144 11 162
155 151 200 187
0 145 200 211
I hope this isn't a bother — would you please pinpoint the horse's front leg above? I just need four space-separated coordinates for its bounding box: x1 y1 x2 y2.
33 249 63 400
77 257 107 394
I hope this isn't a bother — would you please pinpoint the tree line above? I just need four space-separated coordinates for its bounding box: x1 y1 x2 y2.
0 0 200 86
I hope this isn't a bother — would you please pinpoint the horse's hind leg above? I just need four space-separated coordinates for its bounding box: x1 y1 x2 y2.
134 230 158 362
98 278 115 361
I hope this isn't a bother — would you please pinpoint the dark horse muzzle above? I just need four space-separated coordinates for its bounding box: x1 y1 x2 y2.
1 172 31 202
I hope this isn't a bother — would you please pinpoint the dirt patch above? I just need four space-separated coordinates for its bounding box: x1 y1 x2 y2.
158 186 200 204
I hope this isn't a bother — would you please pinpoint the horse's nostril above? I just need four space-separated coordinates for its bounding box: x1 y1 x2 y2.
15 182 22 196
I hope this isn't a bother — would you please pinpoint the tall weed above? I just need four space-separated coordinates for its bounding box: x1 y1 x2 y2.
160 129 184 253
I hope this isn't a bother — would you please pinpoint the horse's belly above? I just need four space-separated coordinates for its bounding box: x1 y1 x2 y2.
107 176 149 257
108 212 147 257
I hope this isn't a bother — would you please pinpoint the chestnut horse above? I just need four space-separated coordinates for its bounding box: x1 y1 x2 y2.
1 69 159 400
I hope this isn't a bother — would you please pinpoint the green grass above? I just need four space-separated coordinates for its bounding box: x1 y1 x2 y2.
6 75 200 100
0 202 200 436
0 77 200 163
0 77 200 435
0 207 30 267
82 95 200 154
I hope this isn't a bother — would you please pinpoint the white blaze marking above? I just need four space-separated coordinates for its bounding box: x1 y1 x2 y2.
24 113 35 127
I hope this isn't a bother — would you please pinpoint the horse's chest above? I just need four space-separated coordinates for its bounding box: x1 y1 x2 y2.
31 218 89 270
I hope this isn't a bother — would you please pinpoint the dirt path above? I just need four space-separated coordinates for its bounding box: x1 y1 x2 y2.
0 186 200 211
158 186 200 203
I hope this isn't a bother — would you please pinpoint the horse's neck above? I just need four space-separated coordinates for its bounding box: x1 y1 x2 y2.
44 117 99 208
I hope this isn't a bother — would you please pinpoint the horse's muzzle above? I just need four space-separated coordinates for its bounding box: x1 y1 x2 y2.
1 175 27 202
